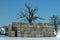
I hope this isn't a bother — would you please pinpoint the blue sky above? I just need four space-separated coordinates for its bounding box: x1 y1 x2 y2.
0 0 60 27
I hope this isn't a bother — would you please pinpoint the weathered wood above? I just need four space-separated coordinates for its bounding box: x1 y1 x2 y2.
5 22 56 37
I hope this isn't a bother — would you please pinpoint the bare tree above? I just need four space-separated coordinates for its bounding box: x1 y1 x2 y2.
50 15 60 35
18 3 43 24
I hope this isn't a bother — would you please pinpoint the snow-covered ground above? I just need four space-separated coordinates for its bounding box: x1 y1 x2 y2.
0 37 60 40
